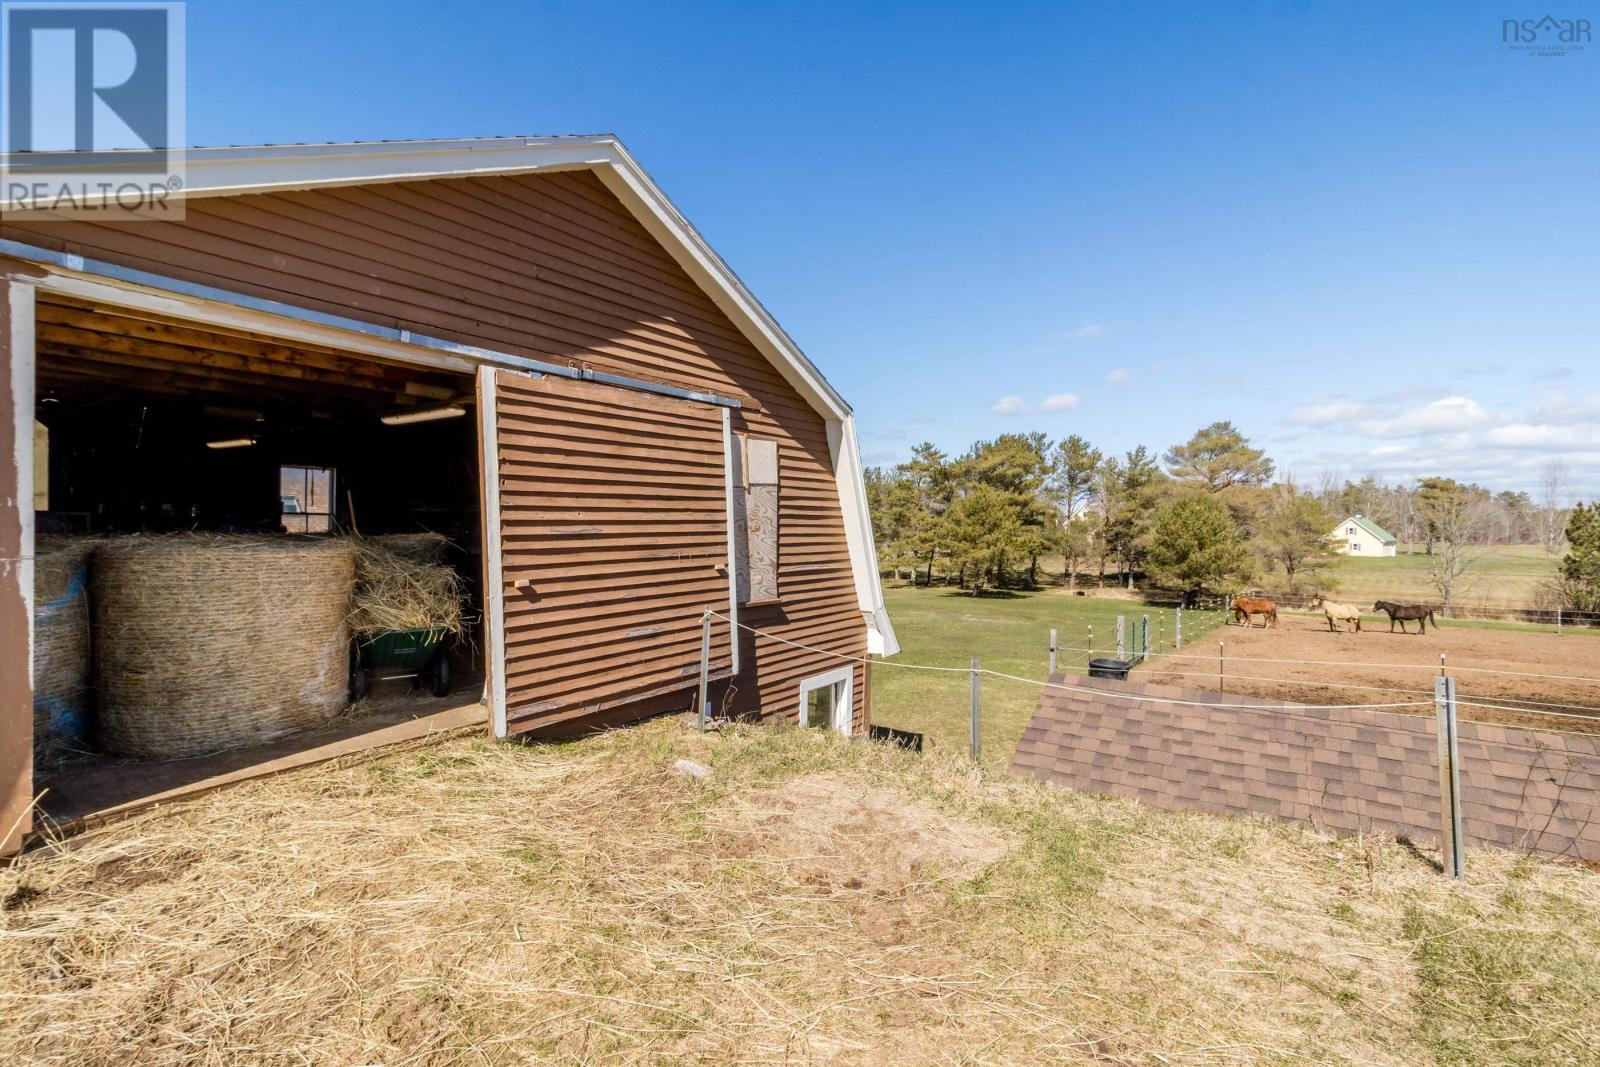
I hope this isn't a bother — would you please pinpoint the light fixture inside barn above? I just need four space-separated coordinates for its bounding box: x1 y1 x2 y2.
205 437 258 450
380 404 466 426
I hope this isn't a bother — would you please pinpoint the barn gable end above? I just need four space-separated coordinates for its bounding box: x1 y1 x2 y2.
0 138 892 746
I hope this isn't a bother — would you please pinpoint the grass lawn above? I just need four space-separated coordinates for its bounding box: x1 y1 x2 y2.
871 583 1228 765
1323 543 1559 610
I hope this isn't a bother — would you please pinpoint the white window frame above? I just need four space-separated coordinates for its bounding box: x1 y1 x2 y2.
797 666 853 735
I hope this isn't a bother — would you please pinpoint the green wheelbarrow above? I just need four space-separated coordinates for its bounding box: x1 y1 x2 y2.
349 626 452 701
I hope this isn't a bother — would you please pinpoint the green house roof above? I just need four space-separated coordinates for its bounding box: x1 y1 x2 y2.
1343 515 1397 545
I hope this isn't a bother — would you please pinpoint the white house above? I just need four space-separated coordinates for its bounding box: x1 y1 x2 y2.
1330 514 1398 557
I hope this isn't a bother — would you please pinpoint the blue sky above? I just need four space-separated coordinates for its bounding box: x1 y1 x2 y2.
184 1 1599 494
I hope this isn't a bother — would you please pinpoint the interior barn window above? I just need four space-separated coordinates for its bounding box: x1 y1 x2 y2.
733 436 780 605
279 466 336 533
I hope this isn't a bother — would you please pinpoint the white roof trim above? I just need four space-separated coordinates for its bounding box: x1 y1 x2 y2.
1 134 895 650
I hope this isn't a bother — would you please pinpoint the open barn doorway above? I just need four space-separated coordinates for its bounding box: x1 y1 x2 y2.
29 293 486 829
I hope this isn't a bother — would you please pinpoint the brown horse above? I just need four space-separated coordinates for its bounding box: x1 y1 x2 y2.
1373 600 1437 634
1231 596 1278 628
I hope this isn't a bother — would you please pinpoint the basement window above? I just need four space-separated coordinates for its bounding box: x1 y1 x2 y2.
279 465 336 534
797 666 852 735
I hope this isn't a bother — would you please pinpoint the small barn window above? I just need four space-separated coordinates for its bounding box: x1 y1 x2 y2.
280 465 335 533
733 436 780 605
797 667 852 734
1346 526 1356 536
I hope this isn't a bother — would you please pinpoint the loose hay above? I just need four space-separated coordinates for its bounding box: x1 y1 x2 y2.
32 537 97 761
370 531 450 566
92 535 356 758
348 538 465 636
1 722 1598 1064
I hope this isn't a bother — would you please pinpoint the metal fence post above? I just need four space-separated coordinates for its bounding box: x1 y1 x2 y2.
1557 607 1563 635
1116 615 1126 660
697 609 712 733
1176 606 1183 649
1140 614 1149 664
969 656 981 762
1435 675 1465 879
1048 628 1058 677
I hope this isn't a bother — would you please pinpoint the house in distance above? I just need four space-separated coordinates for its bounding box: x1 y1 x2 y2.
1330 514 1398 556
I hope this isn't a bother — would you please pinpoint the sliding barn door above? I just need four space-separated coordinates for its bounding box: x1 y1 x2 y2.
477 368 737 736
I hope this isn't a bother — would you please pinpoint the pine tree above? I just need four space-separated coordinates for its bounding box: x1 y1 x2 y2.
1559 503 1600 613
1145 494 1252 595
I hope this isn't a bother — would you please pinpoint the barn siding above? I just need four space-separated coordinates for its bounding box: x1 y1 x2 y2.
491 371 737 730
0 170 867 731
0 277 32 853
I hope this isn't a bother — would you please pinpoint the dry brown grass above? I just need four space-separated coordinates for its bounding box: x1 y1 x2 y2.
3 720 1599 1065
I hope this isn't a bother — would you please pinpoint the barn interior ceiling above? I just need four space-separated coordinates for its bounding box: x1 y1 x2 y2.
34 294 472 419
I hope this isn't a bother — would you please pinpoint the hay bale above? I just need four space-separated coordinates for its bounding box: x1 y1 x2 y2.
92 536 356 759
348 540 465 637
33 537 97 757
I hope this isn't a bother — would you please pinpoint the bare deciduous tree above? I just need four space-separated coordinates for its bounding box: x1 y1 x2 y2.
1420 484 1492 613
1540 460 1571 556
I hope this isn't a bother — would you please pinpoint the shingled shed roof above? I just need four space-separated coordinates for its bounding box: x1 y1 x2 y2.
1011 675 1600 862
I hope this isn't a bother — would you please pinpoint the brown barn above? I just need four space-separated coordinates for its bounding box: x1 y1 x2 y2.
0 136 897 854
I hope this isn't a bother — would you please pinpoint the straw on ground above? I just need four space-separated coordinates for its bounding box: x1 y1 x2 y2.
3 720 1598 1064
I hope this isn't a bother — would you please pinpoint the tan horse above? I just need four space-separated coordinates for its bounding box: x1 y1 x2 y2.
1312 595 1361 633
1231 596 1278 628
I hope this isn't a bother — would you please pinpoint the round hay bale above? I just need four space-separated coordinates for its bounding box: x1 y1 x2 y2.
33 537 97 756
92 536 356 759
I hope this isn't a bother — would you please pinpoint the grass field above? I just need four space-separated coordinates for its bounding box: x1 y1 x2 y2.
871 583 1227 764
1030 543 1561 611
1322 544 1560 610
5 720 1598 1063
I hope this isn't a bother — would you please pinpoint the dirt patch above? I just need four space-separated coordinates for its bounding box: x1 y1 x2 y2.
92 847 199 891
1142 613 1600 731
713 772 1009 899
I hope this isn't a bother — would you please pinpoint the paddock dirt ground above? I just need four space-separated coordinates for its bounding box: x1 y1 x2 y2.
1140 611 1600 731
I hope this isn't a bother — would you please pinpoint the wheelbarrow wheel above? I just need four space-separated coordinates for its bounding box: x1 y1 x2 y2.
429 651 452 698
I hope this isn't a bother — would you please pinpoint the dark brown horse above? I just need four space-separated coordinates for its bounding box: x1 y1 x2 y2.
1231 596 1278 628
1373 600 1437 634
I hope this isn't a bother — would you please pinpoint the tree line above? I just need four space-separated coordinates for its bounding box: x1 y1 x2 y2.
865 423 1585 612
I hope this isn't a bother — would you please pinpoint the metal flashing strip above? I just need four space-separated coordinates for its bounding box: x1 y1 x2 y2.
0 238 740 410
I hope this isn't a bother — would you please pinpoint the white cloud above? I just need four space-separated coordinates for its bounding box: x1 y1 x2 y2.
1484 423 1600 449
1106 368 1130 386
1055 323 1106 340
1289 399 1369 426
991 395 1025 416
1040 393 1080 412
1354 396 1492 439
